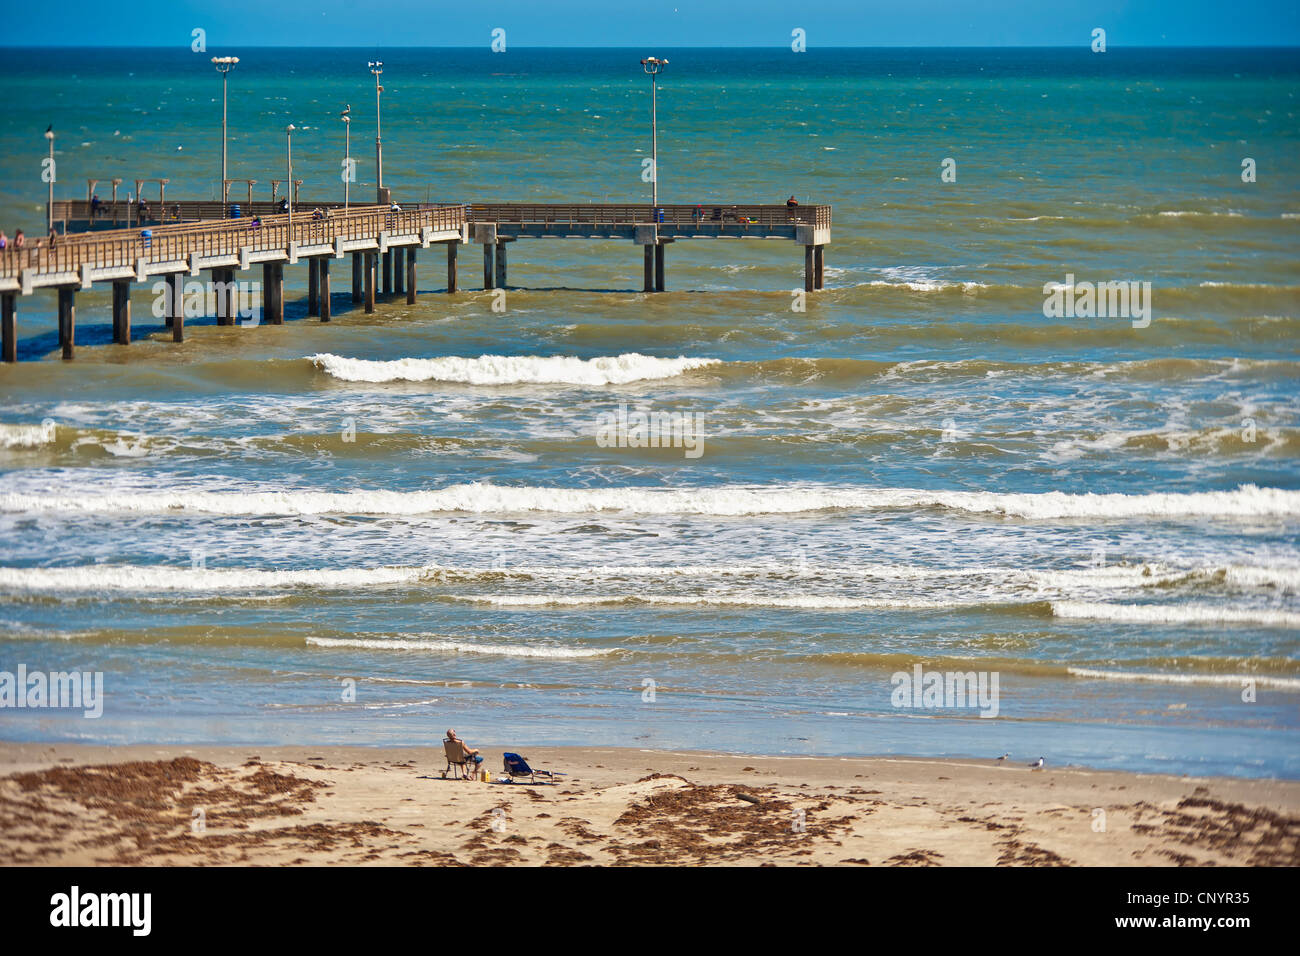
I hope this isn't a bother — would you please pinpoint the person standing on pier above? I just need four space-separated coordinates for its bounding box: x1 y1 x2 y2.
13 230 25 250
0 230 7 250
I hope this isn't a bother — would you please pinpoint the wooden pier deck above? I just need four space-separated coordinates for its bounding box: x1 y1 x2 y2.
0 202 830 362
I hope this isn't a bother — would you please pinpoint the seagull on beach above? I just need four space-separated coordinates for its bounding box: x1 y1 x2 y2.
997 753 1009 761
1028 757 1044 770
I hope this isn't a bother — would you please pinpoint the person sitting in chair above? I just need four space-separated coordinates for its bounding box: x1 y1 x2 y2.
446 728 483 778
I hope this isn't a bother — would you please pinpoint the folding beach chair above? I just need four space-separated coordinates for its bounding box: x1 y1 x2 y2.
502 752 558 784
443 737 479 780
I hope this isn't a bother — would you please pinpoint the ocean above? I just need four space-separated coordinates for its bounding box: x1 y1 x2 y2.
0 47 1297 778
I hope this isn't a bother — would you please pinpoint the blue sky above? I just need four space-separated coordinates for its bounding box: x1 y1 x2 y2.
3 0 1298 47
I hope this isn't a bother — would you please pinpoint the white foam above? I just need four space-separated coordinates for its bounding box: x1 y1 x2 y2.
1053 601 1300 628
305 635 612 658
0 423 57 449
1068 667 1300 691
0 565 432 591
451 593 966 609
5 482 1295 520
309 352 720 386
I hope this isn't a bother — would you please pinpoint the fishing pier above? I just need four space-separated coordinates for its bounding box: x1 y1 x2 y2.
0 201 831 362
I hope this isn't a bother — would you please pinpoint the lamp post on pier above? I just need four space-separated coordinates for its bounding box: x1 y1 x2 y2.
341 105 351 211
368 61 384 203
640 56 667 207
211 56 239 213
44 125 54 232
285 124 296 219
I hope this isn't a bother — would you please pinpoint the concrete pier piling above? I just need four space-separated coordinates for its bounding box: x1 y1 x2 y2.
483 243 495 291
446 241 458 293
308 259 320 317
264 262 283 325
364 252 376 314
169 272 184 342
495 241 508 289
655 242 666 292
393 248 404 297
643 246 654 293
405 248 417 304
351 252 363 303
57 287 75 360
319 257 331 322
2 294 16 362
111 280 130 345
382 250 393 296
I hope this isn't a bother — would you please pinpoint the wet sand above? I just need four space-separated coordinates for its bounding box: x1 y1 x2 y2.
0 744 1296 866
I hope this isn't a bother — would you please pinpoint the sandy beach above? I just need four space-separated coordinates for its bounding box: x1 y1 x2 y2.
0 744 1295 866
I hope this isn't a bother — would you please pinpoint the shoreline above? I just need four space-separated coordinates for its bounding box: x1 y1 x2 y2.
2 743 1296 866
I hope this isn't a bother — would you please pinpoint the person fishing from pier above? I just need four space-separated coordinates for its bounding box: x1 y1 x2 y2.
12 230 23 250
0 230 7 251
90 194 102 217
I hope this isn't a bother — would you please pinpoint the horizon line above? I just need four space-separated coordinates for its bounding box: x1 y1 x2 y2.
2 43 1299 50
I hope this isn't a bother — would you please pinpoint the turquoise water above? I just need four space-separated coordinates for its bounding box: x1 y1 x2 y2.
0 48 1298 777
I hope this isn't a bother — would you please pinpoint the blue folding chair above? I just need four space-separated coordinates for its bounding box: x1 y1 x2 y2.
502 752 559 784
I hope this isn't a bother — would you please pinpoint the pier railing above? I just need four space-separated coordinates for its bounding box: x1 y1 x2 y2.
468 203 831 229
1 204 466 280
51 198 359 229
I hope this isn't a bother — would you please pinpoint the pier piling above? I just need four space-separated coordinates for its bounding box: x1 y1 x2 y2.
264 262 283 324
804 245 815 293
319 258 331 322
169 272 184 342
1 294 15 362
483 243 495 290
308 259 320 317
406 248 417 304
655 243 665 292
495 241 508 289
351 252 362 303
393 248 404 297
364 252 376 314
446 241 458 293
382 250 393 295
57 287 75 360
643 246 654 292
111 280 130 345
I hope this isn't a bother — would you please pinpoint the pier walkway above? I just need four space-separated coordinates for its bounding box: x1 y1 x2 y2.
1 201 830 362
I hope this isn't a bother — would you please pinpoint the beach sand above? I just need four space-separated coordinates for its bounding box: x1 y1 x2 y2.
0 744 1296 866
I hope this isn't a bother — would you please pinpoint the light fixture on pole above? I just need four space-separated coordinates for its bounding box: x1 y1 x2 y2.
211 56 239 213
44 125 54 233
368 61 384 203
285 124 296 219
341 105 351 212
640 56 668 207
